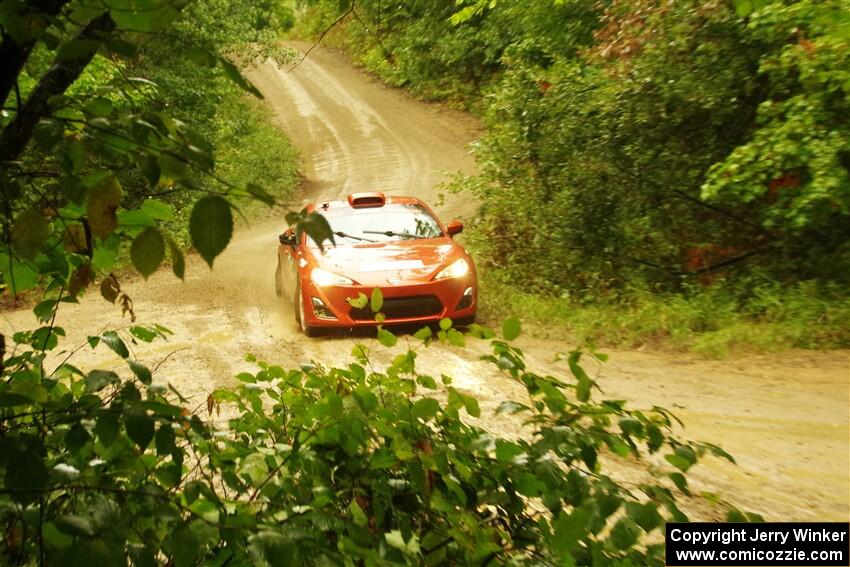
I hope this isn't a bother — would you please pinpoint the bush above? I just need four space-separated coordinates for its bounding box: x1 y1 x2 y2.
477 267 850 355
0 305 748 565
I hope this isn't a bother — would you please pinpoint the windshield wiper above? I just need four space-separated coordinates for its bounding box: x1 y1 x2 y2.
334 231 376 243
362 230 425 239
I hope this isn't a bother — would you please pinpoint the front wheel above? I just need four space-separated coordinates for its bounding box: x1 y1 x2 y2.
294 280 321 337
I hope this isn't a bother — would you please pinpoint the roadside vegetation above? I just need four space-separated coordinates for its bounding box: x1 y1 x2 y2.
0 0 760 563
295 0 850 355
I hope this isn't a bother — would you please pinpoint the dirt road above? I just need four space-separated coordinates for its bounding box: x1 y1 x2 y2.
2 45 848 522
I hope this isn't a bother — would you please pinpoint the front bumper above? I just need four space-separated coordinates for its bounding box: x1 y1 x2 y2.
300 275 477 328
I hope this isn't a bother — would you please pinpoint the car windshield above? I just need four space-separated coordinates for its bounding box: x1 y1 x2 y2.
307 203 443 247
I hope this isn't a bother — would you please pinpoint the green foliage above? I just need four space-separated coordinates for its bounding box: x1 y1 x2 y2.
702 1 850 232
303 0 850 347
0 0 312 300
0 316 742 564
479 267 850 355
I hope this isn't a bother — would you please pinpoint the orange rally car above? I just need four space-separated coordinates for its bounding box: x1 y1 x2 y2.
275 192 477 336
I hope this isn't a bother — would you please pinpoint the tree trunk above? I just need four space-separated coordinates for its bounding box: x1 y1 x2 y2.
0 12 115 164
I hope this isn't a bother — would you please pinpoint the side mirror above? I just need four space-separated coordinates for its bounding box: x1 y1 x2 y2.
446 220 464 237
279 232 297 246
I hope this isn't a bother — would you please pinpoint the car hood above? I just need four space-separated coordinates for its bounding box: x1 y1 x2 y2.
312 238 461 285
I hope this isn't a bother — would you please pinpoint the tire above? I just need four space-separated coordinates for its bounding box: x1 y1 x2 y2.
294 280 321 337
274 256 284 298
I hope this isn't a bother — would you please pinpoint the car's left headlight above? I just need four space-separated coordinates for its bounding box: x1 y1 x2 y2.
311 268 354 286
434 258 470 280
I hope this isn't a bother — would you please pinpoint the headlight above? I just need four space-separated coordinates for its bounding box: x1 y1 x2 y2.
311 268 354 286
434 258 470 280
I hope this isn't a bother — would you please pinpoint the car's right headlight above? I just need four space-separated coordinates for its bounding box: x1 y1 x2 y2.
434 258 470 280
311 268 354 286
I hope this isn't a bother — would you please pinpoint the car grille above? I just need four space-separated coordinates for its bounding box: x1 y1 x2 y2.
350 295 443 321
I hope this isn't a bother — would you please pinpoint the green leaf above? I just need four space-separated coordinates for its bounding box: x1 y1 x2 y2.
65 422 91 453
86 175 122 239
118 205 155 228
377 328 397 347
626 502 663 532
155 424 177 455
100 331 129 358
84 96 113 116
447 328 465 347
553 507 591 557
129 326 157 342
439 317 452 330
125 412 155 449
610 517 641 550
669 472 690 495
411 397 440 420
167 237 185 279
33 299 57 323
129 360 152 385
570 352 592 402
291 211 335 250
495 440 523 462
131 227 165 278
576 376 590 402
413 326 432 341
220 58 264 98
664 454 692 472
33 119 64 151
249 531 297 565
95 411 120 446
0 254 38 295
55 515 95 537
346 292 368 309
580 443 597 471
502 316 521 341
28 326 63 352
140 199 175 220
705 442 736 464
513 472 546 496
157 154 186 183
461 392 480 417
647 424 664 452
619 417 643 436
416 374 437 389
167 523 202 567
370 287 384 313
92 235 119 270
12 208 49 260
385 530 420 556
190 196 233 268
86 370 120 392
184 481 202 505
674 445 697 466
